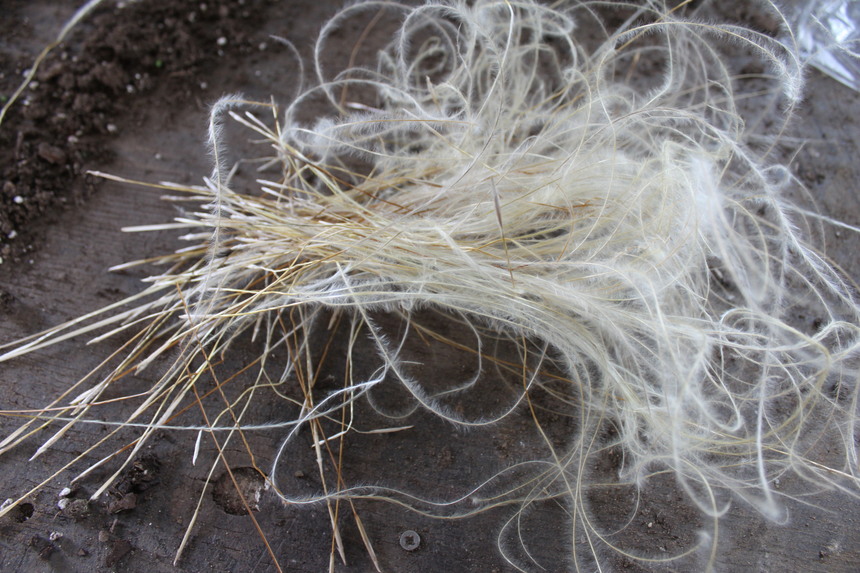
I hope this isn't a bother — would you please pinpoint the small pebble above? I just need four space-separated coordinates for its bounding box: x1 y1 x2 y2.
37 142 66 164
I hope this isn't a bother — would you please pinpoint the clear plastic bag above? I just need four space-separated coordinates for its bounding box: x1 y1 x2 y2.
794 0 860 91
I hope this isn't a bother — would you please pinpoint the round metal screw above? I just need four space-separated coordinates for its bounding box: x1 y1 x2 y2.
399 530 421 551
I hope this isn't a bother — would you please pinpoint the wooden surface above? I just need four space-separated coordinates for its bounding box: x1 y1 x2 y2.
1 1 860 571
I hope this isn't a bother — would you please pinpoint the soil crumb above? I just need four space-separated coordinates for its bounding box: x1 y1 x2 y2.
212 466 268 515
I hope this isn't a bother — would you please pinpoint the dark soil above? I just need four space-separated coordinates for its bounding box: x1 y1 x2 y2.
1 1 860 572
1 0 265 265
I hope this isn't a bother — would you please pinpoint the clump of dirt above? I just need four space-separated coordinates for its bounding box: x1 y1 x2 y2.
0 0 271 267
103 534 134 568
114 453 161 494
106 454 161 514
212 466 268 515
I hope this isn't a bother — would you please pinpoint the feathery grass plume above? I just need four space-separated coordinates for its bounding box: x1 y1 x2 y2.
2 0 860 570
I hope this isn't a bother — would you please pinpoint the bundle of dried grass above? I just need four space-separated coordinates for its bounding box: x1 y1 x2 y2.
2 1 859 570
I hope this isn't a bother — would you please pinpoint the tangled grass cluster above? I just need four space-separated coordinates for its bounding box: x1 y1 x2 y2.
2 0 860 570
